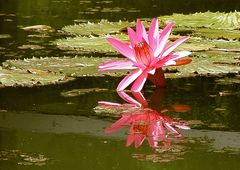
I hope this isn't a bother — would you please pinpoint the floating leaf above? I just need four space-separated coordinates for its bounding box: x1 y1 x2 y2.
18 44 45 50
20 25 54 32
0 34 11 39
3 56 126 78
166 51 240 78
61 20 133 36
160 11 240 30
55 34 128 53
174 27 240 40
0 67 69 87
55 35 215 53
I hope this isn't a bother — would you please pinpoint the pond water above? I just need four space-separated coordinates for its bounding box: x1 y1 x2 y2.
1 0 240 169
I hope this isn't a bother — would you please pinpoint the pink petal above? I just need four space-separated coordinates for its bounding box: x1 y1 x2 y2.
175 124 190 130
99 59 136 71
117 69 143 91
117 91 142 107
134 134 145 148
98 101 121 107
127 27 140 47
171 104 191 112
126 126 136 147
164 122 179 134
162 36 189 57
148 18 159 51
130 71 148 92
163 51 191 67
106 37 136 62
131 92 148 108
154 22 174 57
126 134 135 147
147 136 158 148
136 19 148 43
175 58 192 66
156 51 191 68
105 115 132 133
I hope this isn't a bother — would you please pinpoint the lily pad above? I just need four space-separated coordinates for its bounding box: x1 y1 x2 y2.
55 35 215 53
174 27 240 40
61 20 133 36
21 25 54 32
55 34 128 53
166 51 240 78
2 56 125 78
18 44 45 50
160 11 240 30
0 67 69 87
0 34 11 39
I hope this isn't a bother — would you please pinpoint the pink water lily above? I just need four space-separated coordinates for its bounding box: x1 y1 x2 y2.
99 18 191 92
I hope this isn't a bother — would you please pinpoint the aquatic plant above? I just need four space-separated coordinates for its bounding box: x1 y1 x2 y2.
99 18 191 92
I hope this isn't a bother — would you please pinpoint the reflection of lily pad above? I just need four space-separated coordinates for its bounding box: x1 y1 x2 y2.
0 67 68 87
61 20 133 36
215 75 240 85
61 88 108 97
161 11 240 30
0 149 49 166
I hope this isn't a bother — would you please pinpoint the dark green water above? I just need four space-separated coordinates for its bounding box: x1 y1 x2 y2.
1 0 240 169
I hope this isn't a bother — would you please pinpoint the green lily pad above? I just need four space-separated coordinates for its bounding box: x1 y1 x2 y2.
160 11 240 30
174 27 240 40
20 25 54 32
0 67 68 87
61 20 133 36
166 51 240 78
55 34 128 53
55 35 215 54
3 56 126 78
3 51 240 82
0 34 11 39
18 44 45 50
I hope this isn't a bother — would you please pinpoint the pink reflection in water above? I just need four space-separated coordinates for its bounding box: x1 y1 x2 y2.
98 88 191 148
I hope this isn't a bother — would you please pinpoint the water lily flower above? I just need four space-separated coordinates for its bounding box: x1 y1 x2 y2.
99 18 191 92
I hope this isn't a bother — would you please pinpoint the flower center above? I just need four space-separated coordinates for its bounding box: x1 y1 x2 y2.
134 41 153 67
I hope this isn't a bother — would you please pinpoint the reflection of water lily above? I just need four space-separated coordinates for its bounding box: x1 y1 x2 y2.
106 109 190 148
99 18 191 92
98 89 190 148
